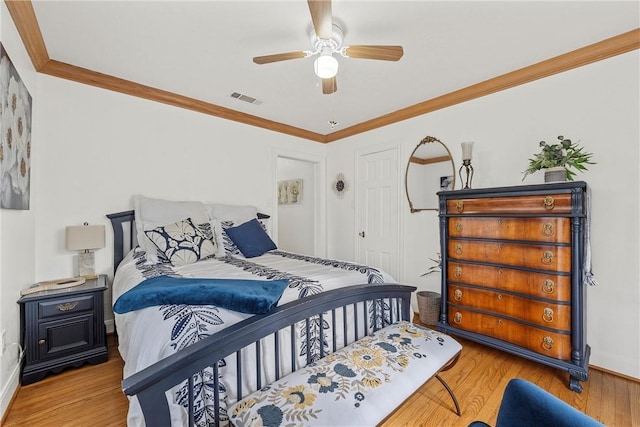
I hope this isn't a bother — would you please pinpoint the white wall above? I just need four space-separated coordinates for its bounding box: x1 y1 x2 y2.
277 157 315 255
32 74 327 297
0 2 38 417
327 50 640 379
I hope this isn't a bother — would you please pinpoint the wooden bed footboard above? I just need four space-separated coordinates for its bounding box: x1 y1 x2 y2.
122 283 415 426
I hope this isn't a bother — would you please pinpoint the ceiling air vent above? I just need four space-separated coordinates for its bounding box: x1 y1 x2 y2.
230 92 262 105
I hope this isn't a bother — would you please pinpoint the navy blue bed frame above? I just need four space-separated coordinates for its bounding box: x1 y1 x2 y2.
106 210 418 426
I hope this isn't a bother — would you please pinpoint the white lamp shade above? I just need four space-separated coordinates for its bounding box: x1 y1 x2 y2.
314 54 339 79
66 224 106 251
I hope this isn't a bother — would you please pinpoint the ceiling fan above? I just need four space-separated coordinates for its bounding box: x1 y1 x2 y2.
252 0 404 95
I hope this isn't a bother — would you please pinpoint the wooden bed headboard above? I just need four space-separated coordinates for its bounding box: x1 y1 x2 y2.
106 209 271 274
106 210 136 274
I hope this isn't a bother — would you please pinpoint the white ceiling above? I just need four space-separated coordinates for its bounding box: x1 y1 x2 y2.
31 1 639 135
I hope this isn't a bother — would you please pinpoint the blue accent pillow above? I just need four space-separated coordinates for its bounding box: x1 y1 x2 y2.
225 218 277 258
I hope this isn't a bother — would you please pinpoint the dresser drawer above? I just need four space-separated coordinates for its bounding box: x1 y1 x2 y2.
447 307 571 360
447 285 571 330
447 261 571 301
448 217 571 243
38 295 94 320
448 239 572 272
447 193 573 215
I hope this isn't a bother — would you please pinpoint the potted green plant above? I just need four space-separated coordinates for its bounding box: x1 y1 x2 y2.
522 135 595 182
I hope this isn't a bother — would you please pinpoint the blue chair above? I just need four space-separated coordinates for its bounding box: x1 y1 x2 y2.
469 378 603 427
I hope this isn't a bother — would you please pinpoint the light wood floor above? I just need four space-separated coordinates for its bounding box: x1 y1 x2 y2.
3 330 639 427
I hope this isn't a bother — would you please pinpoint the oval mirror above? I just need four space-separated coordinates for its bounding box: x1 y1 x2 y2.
405 136 455 212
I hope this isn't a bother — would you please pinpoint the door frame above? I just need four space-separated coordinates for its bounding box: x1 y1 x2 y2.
354 143 403 280
271 148 327 258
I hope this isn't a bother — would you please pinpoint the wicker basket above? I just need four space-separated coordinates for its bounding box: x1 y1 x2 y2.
417 291 441 325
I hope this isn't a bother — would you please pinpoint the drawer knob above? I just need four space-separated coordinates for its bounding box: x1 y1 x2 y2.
455 243 463 255
541 251 554 265
453 289 463 301
453 312 462 324
497 294 503 300
57 302 79 312
543 308 554 323
455 201 464 213
542 336 554 351
497 219 503 226
542 222 555 236
542 196 555 210
38 339 46 345
542 279 555 294
454 266 462 279
455 221 462 232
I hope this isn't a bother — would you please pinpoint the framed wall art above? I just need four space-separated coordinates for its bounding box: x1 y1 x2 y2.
1 42 33 210
278 179 303 205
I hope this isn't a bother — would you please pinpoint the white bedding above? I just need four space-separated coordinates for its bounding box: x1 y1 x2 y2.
113 248 396 426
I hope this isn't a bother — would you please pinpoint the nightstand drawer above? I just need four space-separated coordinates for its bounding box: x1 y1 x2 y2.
38 295 94 320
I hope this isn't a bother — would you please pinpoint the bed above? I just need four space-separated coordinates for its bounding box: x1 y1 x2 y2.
107 197 404 426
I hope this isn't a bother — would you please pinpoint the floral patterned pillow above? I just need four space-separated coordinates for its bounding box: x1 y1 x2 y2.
144 218 218 267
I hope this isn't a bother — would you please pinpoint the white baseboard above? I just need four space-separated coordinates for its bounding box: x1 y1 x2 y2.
105 319 115 334
0 360 20 421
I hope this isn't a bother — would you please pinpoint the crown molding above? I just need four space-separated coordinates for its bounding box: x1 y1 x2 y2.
5 1 639 144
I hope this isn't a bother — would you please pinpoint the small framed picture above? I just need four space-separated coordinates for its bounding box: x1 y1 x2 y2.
440 176 454 190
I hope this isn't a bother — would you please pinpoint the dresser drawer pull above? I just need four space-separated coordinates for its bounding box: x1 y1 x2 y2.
542 222 555 236
543 196 555 210
542 279 555 294
456 201 464 213
57 302 79 312
543 308 554 323
453 312 462 324
38 339 46 345
453 289 462 301
542 336 554 351
455 221 462 232
497 219 503 226
541 251 554 265
497 294 503 300
454 266 462 279
455 244 463 255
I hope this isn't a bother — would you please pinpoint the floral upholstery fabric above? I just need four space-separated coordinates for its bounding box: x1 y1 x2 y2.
228 321 462 427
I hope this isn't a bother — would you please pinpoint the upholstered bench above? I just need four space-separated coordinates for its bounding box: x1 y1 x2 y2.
228 321 462 427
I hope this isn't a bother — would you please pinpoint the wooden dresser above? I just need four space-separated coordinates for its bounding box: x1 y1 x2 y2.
437 182 590 392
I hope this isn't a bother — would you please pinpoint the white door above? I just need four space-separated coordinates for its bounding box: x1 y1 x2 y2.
357 148 399 279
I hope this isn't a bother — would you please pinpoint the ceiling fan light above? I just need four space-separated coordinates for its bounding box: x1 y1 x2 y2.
314 54 339 79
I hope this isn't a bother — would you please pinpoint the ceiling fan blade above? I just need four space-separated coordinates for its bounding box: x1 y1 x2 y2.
308 0 332 39
322 77 337 94
343 45 404 61
253 51 308 65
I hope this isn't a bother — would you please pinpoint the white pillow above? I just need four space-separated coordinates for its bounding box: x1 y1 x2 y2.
144 218 218 267
205 203 258 224
133 195 210 262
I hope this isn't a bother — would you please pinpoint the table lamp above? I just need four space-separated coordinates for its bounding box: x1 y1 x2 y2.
66 222 105 278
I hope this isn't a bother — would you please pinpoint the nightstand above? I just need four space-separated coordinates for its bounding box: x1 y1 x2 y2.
18 275 109 385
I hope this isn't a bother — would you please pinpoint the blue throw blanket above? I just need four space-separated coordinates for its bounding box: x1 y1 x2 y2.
113 276 289 315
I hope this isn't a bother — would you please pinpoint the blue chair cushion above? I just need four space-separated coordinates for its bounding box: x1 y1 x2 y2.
484 378 603 427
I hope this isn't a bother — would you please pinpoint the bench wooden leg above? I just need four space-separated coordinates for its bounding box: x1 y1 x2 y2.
435 374 461 416
434 352 461 416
